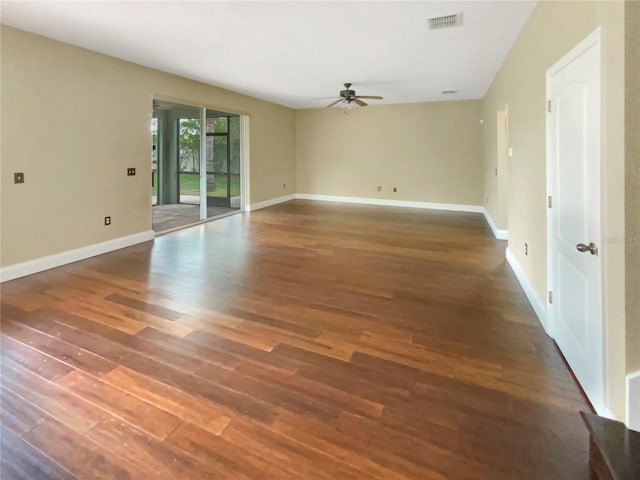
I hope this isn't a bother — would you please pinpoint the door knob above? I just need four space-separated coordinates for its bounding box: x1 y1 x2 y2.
576 242 598 255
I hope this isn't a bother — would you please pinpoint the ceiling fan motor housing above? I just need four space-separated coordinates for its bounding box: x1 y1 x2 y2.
340 88 356 100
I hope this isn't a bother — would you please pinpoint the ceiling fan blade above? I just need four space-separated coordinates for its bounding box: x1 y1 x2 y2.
326 99 344 108
352 98 368 107
354 95 383 100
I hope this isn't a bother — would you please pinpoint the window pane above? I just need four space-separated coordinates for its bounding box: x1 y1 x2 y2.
178 117 201 173
177 115 200 206
206 118 216 134
206 116 227 133
213 136 228 173
215 117 228 133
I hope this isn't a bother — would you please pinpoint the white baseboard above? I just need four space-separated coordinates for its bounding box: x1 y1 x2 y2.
295 193 483 213
598 406 617 421
0 230 155 283
246 193 483 214
246 194 296 212
483 208 509 240
505 247 549 335
627 370 640 431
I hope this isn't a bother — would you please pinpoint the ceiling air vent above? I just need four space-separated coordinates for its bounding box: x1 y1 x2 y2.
427 12 462 30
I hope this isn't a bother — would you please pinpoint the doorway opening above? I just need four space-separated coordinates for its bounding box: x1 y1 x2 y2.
152 100 243 233
496 105 509 230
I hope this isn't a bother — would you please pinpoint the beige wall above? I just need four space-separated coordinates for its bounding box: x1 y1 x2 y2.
296 100 483 206
626 0 640 374
483 0 600 274
0 26 296 267
482 1 627 418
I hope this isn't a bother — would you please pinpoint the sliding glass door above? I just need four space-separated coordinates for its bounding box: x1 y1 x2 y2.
152 101 242 232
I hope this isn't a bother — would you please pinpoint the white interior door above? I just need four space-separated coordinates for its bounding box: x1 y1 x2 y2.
547 29 603 413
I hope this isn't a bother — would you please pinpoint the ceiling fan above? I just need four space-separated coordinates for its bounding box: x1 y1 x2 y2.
322 83 383 108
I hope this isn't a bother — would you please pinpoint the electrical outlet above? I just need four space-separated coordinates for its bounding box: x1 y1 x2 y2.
104 216 111 226
14 172 24 184
377 186 382 192
393 187 397 193
127 168 136 176
525 243 528 256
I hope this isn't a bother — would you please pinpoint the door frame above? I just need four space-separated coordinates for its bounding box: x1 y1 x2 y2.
496 104 509 233
200 111 250 216
546 27 605 413
240 115 250 212
199 107 207 220
152 113 163 206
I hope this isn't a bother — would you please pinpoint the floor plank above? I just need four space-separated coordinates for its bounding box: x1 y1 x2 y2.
2 359 106 434
23 419 143 480
1 426 77 480
56 370 183 440
101 366 233 435
86 416 224 480
0 387 50 437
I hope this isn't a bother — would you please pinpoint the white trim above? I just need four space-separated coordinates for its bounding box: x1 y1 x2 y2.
246 194 296 212
482 208 509 240
240 115 250 212
0 230 155 283
295 193 483 213
627 371 640 431
199 107 207 221
548 27 602 78
599 406 617 421
246 193 484 215
505 247 549 335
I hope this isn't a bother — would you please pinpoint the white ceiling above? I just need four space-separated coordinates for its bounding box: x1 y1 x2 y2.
0 1 536 109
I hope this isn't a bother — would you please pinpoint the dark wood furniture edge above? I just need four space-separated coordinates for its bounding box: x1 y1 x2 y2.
580 411 640 480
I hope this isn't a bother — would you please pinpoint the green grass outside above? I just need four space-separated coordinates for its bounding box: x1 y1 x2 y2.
152 172 240 198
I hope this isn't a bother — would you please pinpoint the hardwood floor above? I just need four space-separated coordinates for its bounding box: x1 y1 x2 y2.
0 200 591 479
